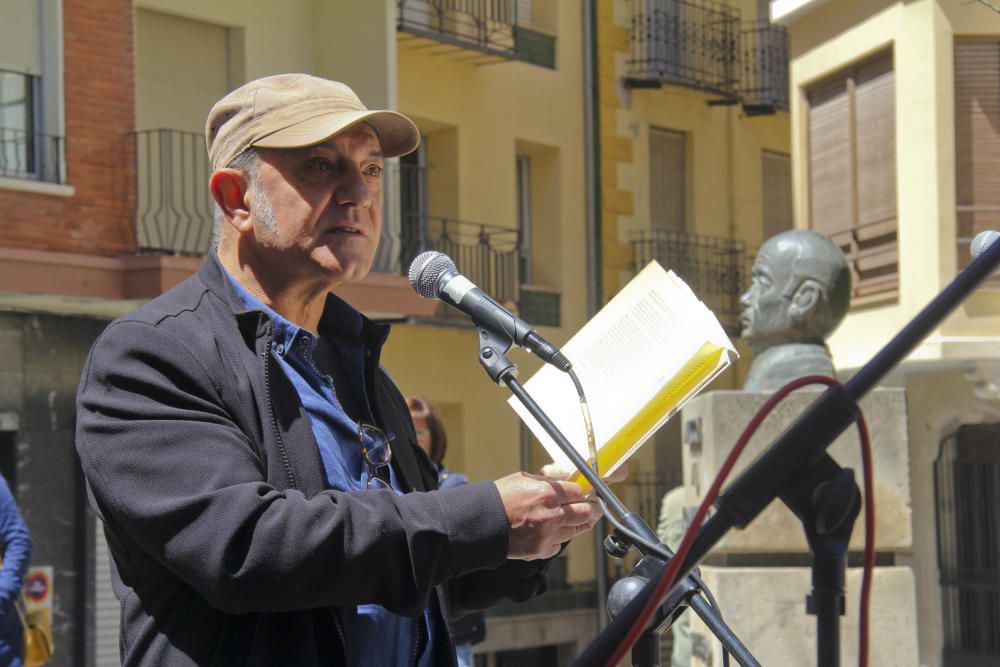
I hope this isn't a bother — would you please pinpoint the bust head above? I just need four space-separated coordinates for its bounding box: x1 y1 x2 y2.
739 229 851 354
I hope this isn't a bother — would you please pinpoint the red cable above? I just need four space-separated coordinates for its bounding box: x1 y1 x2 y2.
606 376 875 667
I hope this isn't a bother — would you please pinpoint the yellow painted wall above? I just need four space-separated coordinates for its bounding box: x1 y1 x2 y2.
389 5 596 584
598 0 791 398
787 0 1000 370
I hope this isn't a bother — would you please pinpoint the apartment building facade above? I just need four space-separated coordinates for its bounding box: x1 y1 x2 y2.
0 0 612 664
775 1 1000 665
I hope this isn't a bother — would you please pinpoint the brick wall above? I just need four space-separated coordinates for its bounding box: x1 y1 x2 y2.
0 0 135 255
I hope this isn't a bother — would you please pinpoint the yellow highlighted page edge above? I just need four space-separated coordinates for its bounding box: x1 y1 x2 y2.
568 342 727 494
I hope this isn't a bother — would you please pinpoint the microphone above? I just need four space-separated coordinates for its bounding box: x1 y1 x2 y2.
408 251 572 372
971 230 1000 259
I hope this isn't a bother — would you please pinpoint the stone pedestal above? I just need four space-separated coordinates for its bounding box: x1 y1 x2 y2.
674 389 918 665
681 389 911 552
688 567 918 667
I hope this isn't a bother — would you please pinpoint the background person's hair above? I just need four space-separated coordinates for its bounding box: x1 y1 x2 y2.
406 396 448 465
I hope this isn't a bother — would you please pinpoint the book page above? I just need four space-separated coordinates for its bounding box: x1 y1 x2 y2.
508 261 736 488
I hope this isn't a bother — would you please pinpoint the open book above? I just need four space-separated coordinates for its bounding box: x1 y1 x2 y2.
508 261 737 493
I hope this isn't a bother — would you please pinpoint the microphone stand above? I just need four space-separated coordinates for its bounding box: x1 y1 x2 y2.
473 325 760 666
573 236 1000 666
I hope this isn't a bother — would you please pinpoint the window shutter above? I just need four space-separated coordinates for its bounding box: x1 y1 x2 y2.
807 76 851 241
807 50 898 304
853 53 897 295
135 9 231 133
0 0 42 75
762 150 792 239
955 41 1000 261
517 0 533 25
649 127 686 232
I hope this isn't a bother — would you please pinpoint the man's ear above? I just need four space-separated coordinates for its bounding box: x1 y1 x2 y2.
789 278 823 322
209 169 252 234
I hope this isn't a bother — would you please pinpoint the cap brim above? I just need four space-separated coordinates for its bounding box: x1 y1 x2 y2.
252 109 420 158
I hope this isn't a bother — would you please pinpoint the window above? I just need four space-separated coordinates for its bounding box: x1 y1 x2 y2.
516 154 532 283
649 127 686 232
0 70 36 179
954 40 1000 280
0 0 62 184
807 50 897 304
762 150 792 239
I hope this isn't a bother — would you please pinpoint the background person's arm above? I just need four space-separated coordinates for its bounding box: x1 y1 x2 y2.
0 476 31 610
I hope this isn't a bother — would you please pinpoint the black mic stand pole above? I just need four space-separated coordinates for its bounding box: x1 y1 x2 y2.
473 326 760 667
574 234 1000 666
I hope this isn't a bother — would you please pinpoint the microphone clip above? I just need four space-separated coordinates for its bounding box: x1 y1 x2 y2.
477 325 519 385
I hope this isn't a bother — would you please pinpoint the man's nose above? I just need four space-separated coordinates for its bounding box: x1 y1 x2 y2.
334 166 375 209
739 289 752 307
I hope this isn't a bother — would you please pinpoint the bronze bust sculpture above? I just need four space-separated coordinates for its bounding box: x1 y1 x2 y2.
740 229 852 390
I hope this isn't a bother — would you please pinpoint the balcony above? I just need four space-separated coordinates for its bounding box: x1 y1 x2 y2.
626 1 789 115
133 129 213 256
397 0 518 63
625 0 741 100
0 128 64 184
393 214 521 321
631 229 746 334
738 21 789 115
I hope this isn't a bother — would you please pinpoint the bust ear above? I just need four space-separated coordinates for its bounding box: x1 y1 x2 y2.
788 278 823 322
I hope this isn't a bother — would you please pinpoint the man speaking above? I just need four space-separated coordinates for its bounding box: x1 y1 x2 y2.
75 73 602 666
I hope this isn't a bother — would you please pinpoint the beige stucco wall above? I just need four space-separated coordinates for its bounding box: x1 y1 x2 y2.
390 5 595 586
787 0 1000 371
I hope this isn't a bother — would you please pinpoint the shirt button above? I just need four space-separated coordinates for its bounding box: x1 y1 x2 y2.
275 343 285 355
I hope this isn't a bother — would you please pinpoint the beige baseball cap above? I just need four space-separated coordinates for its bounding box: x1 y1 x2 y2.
205 73 420 170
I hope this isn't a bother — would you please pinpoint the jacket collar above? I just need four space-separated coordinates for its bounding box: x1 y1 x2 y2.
197 252 390 351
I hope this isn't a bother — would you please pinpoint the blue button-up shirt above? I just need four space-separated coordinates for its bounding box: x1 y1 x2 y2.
227 272 431 666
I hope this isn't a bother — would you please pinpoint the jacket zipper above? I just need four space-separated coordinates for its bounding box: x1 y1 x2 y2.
261 330 296 489
263 329 356 661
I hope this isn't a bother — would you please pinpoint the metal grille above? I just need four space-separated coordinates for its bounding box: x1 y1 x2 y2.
739 20 788 114
133 129 214 255
935 425 1000 665
0 128 63 184
626 0 741 98
397 0 517 60
401 214 520 321
631 229 746 334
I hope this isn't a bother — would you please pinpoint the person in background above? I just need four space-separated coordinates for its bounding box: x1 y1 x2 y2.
656 486 690 667
0 475 31 667
407 396 485 667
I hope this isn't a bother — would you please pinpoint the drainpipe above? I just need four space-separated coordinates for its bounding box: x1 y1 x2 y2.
582 0 607 633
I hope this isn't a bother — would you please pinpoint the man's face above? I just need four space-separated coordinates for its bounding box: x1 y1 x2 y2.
247 125 384 288
739 239 797 349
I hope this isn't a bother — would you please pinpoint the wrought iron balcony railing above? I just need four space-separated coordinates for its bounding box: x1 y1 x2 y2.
626 0 741 99
397 0 518 61
396 214 521 320
631 229 746 334
0 128 64 184
739 21 789 114
134 129 214 255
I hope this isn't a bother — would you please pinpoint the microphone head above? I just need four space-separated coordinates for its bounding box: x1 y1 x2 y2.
971 230 1000 259
408 251 457 299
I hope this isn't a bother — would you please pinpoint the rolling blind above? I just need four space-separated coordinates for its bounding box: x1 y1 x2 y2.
649 127 686 232
807 50 897 303
762 150 792 239
955 41 1000 250
807 75 851 239
134 9 230 133
0 0 42 75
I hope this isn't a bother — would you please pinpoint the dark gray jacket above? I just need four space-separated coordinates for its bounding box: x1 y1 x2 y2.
75 254 547 666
